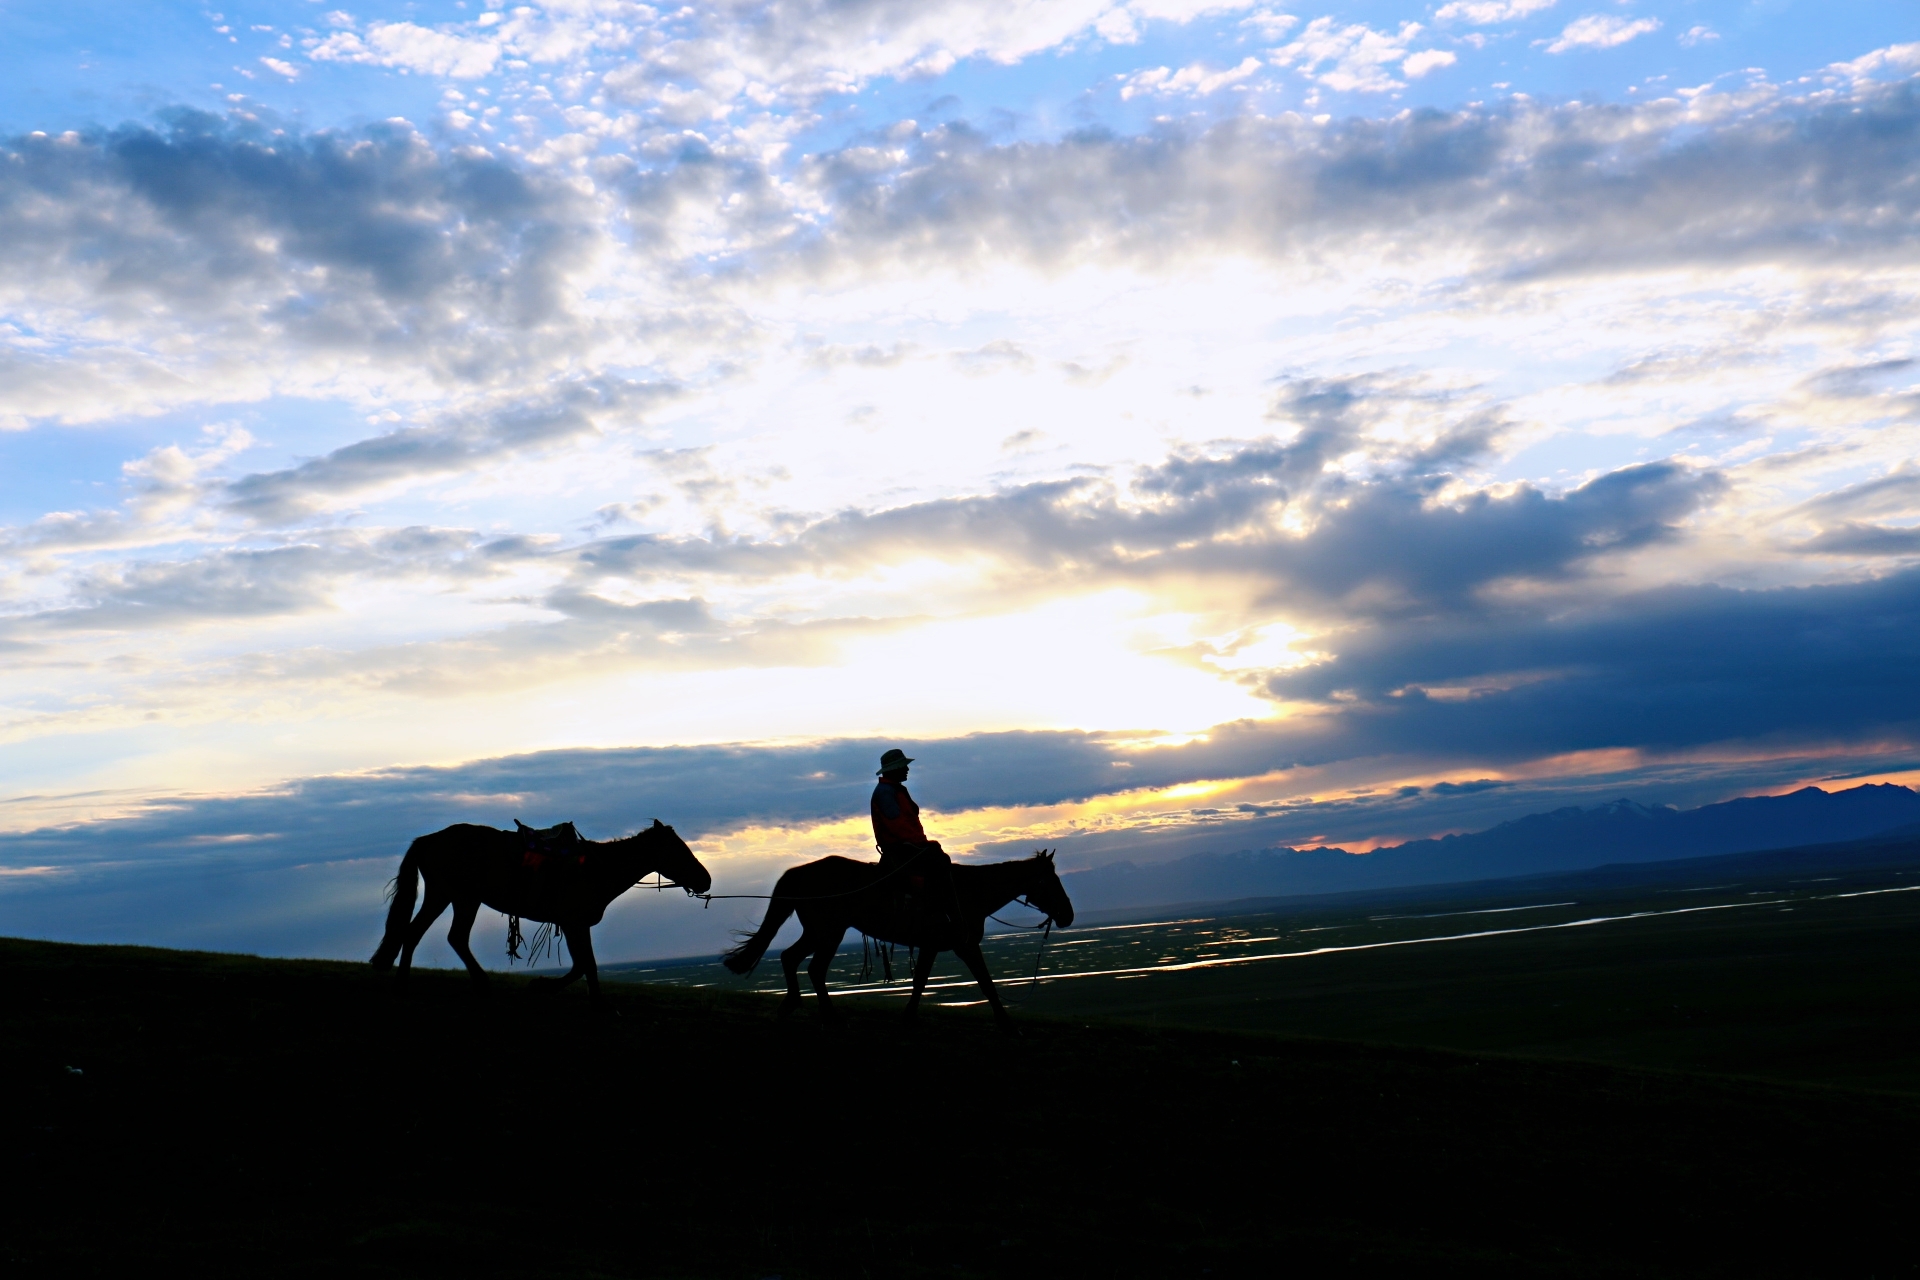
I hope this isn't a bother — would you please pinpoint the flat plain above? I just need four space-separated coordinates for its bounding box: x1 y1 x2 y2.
5 844 1917 1277
631 850 1920 1093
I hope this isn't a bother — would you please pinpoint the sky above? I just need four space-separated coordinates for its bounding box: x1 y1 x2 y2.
2 0 1919 964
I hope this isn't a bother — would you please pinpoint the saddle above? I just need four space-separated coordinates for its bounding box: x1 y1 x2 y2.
515 819 584 866
506 820 585 964
516 818 580 847
513 819 590 896
870 856 939 940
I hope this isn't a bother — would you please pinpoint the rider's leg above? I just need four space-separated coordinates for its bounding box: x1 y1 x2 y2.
925 842 961 937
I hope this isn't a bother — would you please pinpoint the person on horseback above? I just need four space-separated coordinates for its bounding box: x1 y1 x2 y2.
870 748 961 933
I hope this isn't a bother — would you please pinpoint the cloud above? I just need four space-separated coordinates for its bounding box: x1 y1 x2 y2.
1119 56 1262 100
1435 0 1555 23
1782 462 1920 557
0 426 253 556
1679 25 1719 48
1544 15 1661 55
576 379 1721 622
1794 524 1920 557
766 74 1920 286
597 0 1243 118
1 521 527 636
1254 567 1920 770
221 377 678 524
307 20 503 79
1827 43 1920 84
1269 19 1432 93
1402 50 1457 79
39 544 365 631
0 113 599 396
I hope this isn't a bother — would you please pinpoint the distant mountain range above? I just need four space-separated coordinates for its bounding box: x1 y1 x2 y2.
1060 783 1920 914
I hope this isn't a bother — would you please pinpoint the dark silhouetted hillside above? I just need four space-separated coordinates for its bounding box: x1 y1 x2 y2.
1063 782 1920 912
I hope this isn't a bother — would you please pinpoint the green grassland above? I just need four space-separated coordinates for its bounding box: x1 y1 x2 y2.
5 864 1919 1280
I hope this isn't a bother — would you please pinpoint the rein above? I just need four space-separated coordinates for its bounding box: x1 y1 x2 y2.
987 895 1056 983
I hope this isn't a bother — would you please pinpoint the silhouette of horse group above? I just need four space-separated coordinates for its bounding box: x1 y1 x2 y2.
371 820 1074 1026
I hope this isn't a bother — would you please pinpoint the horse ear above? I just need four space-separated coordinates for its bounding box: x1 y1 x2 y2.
652 818 664 828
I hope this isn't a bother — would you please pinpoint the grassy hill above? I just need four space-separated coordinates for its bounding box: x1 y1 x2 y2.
3 934 1917 1278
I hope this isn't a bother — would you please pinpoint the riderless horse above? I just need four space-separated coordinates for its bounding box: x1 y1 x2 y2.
721 848 1073 1029
370 819 711 1001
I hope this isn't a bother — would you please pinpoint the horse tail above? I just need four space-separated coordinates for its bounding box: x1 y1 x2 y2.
369 837 426 969
720 874 800 975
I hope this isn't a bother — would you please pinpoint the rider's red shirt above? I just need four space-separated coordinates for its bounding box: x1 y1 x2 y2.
870 779 927 851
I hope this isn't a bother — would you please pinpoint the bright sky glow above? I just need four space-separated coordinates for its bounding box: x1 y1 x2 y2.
3 0 1920 961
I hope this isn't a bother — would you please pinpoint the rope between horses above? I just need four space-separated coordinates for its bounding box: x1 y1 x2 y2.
682 845 939 908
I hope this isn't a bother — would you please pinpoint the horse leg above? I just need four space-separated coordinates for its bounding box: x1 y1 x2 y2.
568 924 602 1005
533 929 587 993
396 890 452 982
777 930 812 1022
807 925 848 1025
952 939 1014 1031
446 899 487 986
905 944 939 1020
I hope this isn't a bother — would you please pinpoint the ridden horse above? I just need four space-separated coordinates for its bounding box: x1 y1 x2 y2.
369 820 711 1001
721 849 1074 1029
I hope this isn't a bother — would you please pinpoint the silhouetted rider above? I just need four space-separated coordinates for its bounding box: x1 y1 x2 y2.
870 748 960 933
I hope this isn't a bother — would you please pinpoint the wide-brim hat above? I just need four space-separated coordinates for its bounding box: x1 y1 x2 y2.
877 748 915 775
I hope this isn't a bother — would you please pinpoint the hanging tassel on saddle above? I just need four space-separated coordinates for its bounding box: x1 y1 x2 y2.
504 916 564 966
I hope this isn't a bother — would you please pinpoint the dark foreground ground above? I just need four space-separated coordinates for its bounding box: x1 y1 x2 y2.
4 934 1918 1278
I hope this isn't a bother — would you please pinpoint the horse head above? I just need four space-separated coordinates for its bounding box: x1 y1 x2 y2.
644 818 713 897
1023 848 1074 928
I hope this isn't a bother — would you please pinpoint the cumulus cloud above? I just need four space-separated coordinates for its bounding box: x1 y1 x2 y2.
761 77 1920 285
1435 0 1555 23
1269 19 1434 93
1402 49 1457 78
308 22 503 79
597 0 1252 118
0 114 599 396
1544 14 1661 55
1119 56 1262 99
0 426 253 557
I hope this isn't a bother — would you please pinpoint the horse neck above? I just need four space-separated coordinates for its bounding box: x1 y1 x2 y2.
596 830 660 884
970 858 1039 913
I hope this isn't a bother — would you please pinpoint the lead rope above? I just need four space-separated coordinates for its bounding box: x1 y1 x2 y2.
1031 917 1053 984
